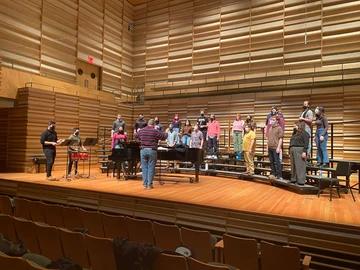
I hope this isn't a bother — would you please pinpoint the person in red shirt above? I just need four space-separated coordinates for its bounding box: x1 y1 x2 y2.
207 114 220 159
112 126 127 148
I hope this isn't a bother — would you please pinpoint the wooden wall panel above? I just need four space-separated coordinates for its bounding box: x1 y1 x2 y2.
0 108 9 172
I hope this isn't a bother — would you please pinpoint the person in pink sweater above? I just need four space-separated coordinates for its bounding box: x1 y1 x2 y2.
207 114 220 158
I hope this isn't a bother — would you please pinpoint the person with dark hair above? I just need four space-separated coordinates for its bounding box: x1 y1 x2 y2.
135 119 168 189
245 115 257 132
207 114 220 159
67 127 86 177
133 113 147 138
111 114 126 137
40 121 62 181
197 109 208 149
266 115 284 180
289 121 309 185
154 117 163 132
299 101 313 156
314 106 329 167
112 126 128 148
190 125 204 149
166 123 180 168
172 114 182 133
180 119 192 146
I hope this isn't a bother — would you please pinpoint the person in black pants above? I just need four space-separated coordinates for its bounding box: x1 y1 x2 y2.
40 121 61 181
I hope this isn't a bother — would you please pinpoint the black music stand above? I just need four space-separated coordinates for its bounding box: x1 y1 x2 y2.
59 139 77 182
83 138 98 178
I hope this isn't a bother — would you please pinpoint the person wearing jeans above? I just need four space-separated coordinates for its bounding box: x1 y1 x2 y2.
314 107 329 167
135 119 168 189
266 116 284 180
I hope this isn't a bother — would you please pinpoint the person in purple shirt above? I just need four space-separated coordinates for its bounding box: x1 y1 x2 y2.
135 119 168 190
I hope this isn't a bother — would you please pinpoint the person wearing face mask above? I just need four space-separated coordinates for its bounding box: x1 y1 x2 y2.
40 121 62 181
111 114 126 138
266 116 284 180
314 107 329 167
231 114 244 160
245 115 257 132
180 119 192 146
242 124 256 175
171 114 181 133
190 125 204 149
197 110 208 149
299 101 313 156
207 114 220 159
134 113 147 139
154 117 163 132
166 124 180 168
289 121 309 185
67 128 87 177
112 126 128 148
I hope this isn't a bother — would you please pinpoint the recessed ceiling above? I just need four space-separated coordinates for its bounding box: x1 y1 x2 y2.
128 0 154 5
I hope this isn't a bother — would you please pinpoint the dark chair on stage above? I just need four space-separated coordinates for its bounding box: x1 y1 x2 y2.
260 240 311 270
222 234 259 270
317 161 354 201
153 221 182 251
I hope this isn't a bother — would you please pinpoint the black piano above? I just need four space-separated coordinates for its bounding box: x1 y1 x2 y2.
108 143 204 182
157 147 204 183
108 142 141 179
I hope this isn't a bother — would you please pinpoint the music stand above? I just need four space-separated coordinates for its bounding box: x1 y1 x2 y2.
83 138 98 178
59 140 77 182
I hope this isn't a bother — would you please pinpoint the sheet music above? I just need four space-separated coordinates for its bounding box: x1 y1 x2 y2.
157 146 169 151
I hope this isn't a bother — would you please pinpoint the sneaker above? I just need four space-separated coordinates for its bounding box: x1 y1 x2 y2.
276 177 283 181
268 175 276 180
67 174 71 178
206 155 212 159
147 185 153 190
213 155 217 159
46 176 58 181
321 163 329 168
143 184 147 189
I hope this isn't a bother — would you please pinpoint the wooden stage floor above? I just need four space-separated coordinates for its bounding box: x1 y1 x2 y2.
0 171 359 227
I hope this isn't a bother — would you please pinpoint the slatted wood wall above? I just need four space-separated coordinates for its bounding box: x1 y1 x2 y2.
3 87 133 173
0 0 135 97
0 108 8 172
131 0 360 98
134 84 360 162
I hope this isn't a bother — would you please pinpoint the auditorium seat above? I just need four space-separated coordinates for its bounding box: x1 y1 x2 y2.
60 205 83 230
152 252 188 270
260 240 311 270
80 209 105 237
181 227 217 263
101 213 128 239
22 253 51 269
0 195 14 215
126 216 155 244
0 214 17 240
0 252 27 270
188 257 231 270
27 200 46 223
26 260 48 270
14 197 31 220
35 223 64 261
222 234 259 270
13 217 41 254
85 234 117 270
153 221 182 251
41 202 64 227
58 228 90 269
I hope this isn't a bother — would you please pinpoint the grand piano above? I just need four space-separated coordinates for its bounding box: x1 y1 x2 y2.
108 143 204 182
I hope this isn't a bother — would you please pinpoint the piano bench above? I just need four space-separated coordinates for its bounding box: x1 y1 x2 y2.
28 157 47 173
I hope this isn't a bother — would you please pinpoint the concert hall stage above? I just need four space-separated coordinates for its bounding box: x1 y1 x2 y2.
1 171 359 227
